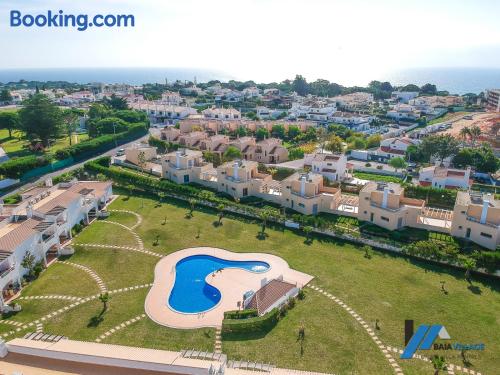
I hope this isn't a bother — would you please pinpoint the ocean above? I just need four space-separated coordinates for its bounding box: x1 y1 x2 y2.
0 67 499 95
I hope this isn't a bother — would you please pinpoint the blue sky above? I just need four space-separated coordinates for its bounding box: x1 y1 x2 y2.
1 0 499 83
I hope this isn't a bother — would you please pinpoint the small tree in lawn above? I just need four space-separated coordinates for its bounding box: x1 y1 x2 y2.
388 157 407 174
362 245 372 259
188 198 197 217
217 204 225 226
125 184 134 199
303 226 313 244
431 355 447 375
99 292 110 312
258 209 272 237
21 251 36 278
462 258 476 283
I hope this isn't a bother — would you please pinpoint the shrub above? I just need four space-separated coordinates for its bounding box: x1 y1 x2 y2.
403 185 456 209
223 309 258 320
222 308 280 335
0 155 52 179
365 162 371 167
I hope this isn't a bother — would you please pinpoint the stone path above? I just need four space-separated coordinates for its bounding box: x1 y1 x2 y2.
59 261 107 292
384 346 482 375
78 243 163 258
35 323 43 333
0 283 153 340
18 295 83 301
309 285 404 375
214 326 222 354
95 313 146 343
108 209 143 230
100 220 144 250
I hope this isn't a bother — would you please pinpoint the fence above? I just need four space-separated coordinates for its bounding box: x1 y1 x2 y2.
21 157 74 181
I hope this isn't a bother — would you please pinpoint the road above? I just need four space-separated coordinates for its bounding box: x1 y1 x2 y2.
0 133 149 198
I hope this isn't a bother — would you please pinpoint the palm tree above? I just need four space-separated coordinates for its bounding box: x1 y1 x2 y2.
462 258 476 283
431 355 447 375
217 204 225 225
468 125 481 147
98 292 110 312
459 126 470 144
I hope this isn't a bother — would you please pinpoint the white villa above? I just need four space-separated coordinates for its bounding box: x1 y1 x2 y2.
202 107 241 120
0 180 113 311
329 112 374 131
418 166 472 190
378 137 419 159
307 153 348 182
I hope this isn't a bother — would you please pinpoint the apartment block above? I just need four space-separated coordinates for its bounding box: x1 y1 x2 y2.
0 181 113 311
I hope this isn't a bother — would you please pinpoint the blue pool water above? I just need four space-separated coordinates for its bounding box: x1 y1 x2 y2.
168 255 270 314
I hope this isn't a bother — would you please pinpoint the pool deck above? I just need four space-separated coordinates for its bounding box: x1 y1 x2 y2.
145 247 314 329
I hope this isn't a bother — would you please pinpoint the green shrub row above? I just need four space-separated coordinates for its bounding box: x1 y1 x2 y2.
84 157 283 220
223 309 258 320
55 123 148 160
221 308 280 334
148 136 179 154
0 155 52 179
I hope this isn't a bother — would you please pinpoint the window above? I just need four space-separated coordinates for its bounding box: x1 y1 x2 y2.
381 216 389 222
298 203 305 208
461 211 466 215
480 232 492 238
364 211 367 214
458 226 463 230
243 188 248 196
365 197 369 200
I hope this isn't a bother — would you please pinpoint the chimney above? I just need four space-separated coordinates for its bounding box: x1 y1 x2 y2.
233 161 239 180
300 175 306 197
27 204 33 219
480 197 490 224
175 151 181 168
382 187 389 208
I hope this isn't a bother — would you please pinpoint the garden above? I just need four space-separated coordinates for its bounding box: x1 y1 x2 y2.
1 190 498 375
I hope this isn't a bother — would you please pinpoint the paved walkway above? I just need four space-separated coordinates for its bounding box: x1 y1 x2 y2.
308 285 404 375
59 261 107 292
95 313 146 343
18 295 83 302
108 209 143 230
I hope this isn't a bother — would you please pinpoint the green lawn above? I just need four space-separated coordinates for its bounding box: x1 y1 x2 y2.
3 193 498 375
0 129 89 158
353 171 403 183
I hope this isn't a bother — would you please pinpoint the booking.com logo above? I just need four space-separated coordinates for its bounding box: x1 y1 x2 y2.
401 320 485 359
10 10 135 31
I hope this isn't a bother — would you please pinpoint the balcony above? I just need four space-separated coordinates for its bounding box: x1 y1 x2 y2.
370 202 401 212
0 265 14 280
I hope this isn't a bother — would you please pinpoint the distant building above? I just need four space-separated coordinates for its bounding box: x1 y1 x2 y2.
307 153 348 182
391 91 419 104
329 112 374 131
202 107 241 120
418 166 472 189
377 137 419 159
485 89 500 112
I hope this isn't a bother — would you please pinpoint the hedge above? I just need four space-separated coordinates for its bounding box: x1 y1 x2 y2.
223 309 258 320
0 155 52 179
55 123 148 160
221 308 280 334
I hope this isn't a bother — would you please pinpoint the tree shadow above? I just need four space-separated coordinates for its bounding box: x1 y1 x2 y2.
212 221 222 227
303 238 313 246
184 213 193 219
87 314 104 328
256 232 268 240
467 284 482 295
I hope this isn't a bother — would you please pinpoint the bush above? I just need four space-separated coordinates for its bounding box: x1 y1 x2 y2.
403 185 456 209
376 165 383 170
223 309 258 320
222 308 280 335
0 155 52 179
365 162 371 167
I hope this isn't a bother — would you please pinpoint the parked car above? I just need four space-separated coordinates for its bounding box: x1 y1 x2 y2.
116 148 125 156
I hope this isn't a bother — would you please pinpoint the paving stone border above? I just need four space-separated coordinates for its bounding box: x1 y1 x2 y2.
77 243 163 258
59 261 107 292
0 283 153 340
384 346 482 375
99 220 144 250
18 295 83 301
95 313 146 343
108 209 143 230
309 285 404 375
214 326 222 354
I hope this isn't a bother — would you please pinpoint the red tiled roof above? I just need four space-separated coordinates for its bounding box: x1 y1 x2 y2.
419 181 432 187
447 170 466 177
247 279 295 315
380 146 405 155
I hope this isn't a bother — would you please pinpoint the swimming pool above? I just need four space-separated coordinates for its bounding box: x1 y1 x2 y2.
168 254 270 314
